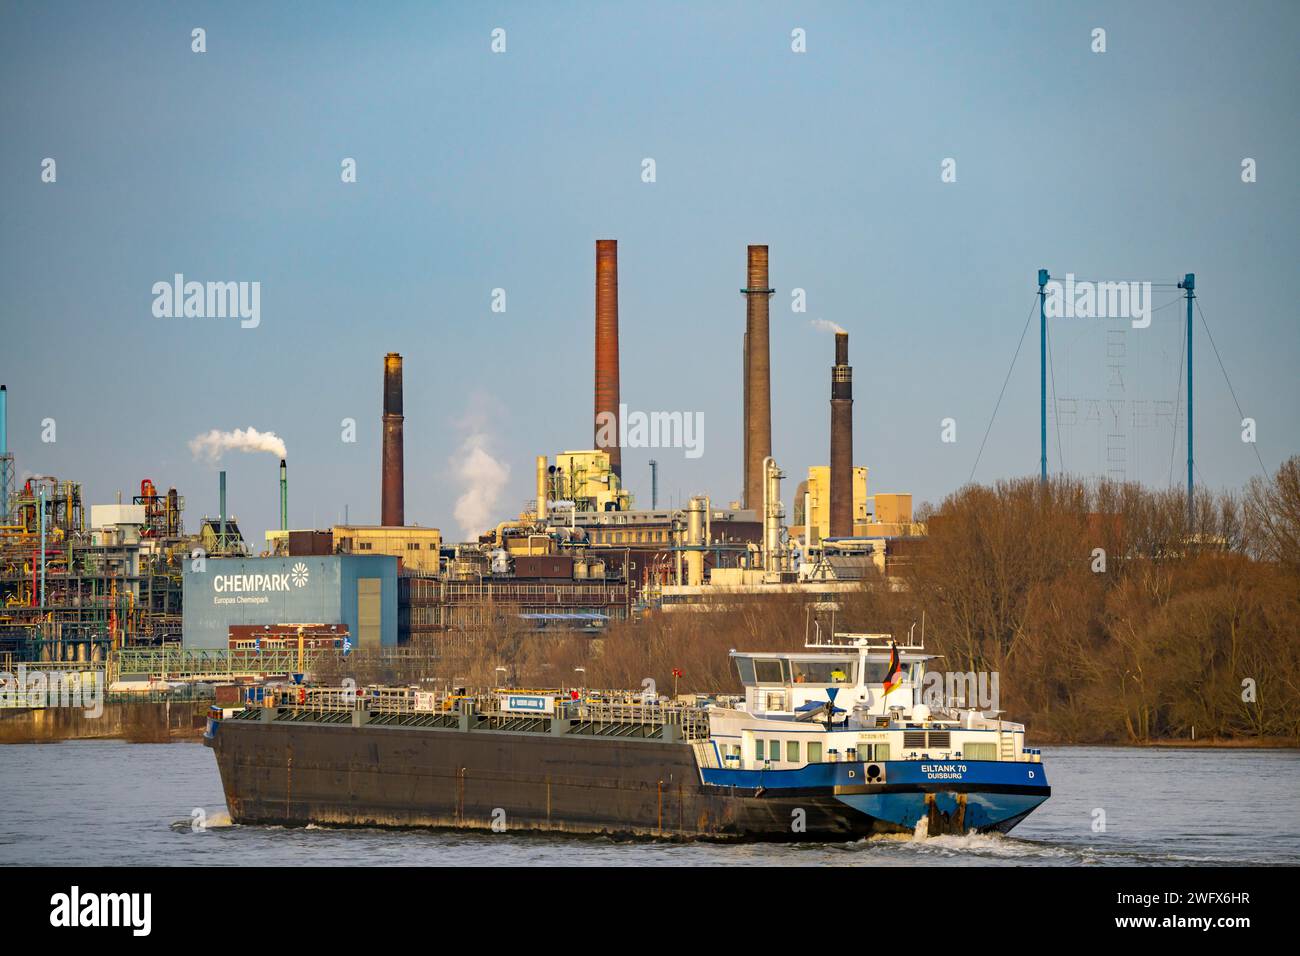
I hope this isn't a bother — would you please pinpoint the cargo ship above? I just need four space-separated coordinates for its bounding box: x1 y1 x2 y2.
205 630 1049 840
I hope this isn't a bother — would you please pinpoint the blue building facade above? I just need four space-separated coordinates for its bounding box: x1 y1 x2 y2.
182 555 398 649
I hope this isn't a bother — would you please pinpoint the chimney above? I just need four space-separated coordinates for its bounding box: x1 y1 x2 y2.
829 331 853 538
535 455 548 520
218 470 227 551
381 352 404 526
279 458 288 532
742 245 773 511
742 333 748 508
594 239 621 479
0 384 8 523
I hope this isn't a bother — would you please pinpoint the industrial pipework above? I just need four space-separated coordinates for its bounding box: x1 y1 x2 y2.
594 240 621 480
685 495 706 586
761 456 786 573
829 331 853 538
742 246 773 511
382 352 404 526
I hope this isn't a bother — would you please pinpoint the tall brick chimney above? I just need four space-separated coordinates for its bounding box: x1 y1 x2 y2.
381 352 404 526
742 245 772 511
594 239 621 479
829 332 853 538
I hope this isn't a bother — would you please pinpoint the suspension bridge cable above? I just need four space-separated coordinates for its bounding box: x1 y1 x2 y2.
969 293 1040 484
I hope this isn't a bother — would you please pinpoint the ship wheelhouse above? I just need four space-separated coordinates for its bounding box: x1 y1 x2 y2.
710 628 1038 775
729 634 931 722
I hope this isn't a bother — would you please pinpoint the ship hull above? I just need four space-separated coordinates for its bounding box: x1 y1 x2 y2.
206 719 1048 841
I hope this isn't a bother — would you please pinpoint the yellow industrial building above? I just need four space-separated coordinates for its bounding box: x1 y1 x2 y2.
265 525 442 572
539 450 631 515
792 466 867 542
332 525 442 573
790 466 921 541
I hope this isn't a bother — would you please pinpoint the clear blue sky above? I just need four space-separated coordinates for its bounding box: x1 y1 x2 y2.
3 0 1297 541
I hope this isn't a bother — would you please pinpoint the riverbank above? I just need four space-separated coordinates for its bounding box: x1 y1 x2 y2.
1032 735 1297 749
0 700 209 744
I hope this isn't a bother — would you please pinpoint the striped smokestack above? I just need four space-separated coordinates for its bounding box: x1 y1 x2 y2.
829 331 853 538
742 245 772 511
381 352 404 526
594 239 621 479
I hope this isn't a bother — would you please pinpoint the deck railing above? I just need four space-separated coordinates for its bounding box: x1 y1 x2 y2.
236 685 713 740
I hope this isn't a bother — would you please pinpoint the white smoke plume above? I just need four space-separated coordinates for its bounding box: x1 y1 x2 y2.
810 318 846 334
453 432 510 540
188 427 287 462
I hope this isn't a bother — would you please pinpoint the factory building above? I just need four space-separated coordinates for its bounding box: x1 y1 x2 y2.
870 493 922 537
331 526 441 572
1 233 940 666
197 470 247 556
520 446 766 593
466 243 925 607
267 525 443 575
0 454 192 661
790 469 920 540
792 466 870 543
181 554 397 650
537 450 630 517
401 574 631 635
199 517 247 556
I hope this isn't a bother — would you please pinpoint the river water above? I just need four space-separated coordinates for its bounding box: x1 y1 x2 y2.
0 741 1295 866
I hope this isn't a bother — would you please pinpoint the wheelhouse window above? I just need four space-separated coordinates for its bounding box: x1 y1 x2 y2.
734 657 756 684
791 659 856 684
862 662 893 683
753 659 785 684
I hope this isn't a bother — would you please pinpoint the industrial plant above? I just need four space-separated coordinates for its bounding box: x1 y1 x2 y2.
0 239 924 678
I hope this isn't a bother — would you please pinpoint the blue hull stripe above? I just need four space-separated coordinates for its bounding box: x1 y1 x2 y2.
701 758 1048 791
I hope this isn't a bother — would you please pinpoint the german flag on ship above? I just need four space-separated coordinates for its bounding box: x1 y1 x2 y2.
882 642 904 695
